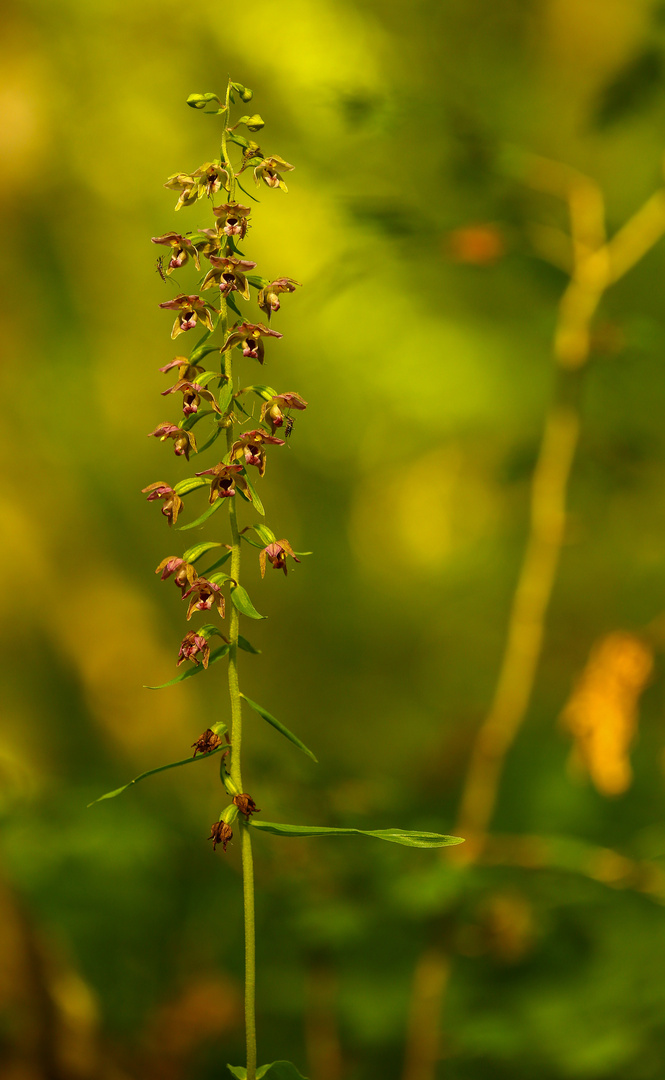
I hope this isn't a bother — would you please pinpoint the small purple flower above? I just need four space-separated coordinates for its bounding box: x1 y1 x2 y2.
257 277 301 319
230 429 285 477
155 556 197 592
151 232 201 273
177 631 211 669
222 321 283 365
259 539 301 577
159 294 217 340
182 578 226 621
259 391 307 433
141 482 184 526
201 255 257 300
148 422 197 461
195 462 247 503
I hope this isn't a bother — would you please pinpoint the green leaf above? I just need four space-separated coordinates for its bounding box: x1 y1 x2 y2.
227 1062 308 1080
227 132 251 150
145 644 230 688
240 694 317 762
253 524 276 545
238 635 261 654
197 424 224 454
218 379 234 414
177 497 226 531
230 585 265 620
235 177 261 203
240 532 264 549
189 329 213 360
186 92 224 115
250 822 464 847
88 745 226 807
182 541 222 564
173 476 210 497
245 277 271 291
240 383 277 400
227 293 242 318
190 345 221 363
201 550 232 575
207 571 232 586
183 408 217 430
241 470 265 516
195 370 221 387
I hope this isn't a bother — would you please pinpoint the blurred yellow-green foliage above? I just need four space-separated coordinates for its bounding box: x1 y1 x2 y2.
4 0 665 1077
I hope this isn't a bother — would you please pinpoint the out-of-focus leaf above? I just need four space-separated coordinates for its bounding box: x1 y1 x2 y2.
189 329 213 360
240 693 317 762
196 424 224 453
251 822 464 847
88 746 226 807
182 541 221 563
145 644 230 688
230 585 265 619
201 550 232 575
238 635 261 654
594 48 664 128
183 408 217 430
177 496 226 531
227 1063 308 1080
227 294 243 318
218 380 234 414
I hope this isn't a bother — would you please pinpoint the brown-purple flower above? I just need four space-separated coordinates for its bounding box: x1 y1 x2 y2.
141 482 184 527
257 277 301 319
194 462 248 503
155 556 198 593
151 232 201 273
148 422 198 461
161 380 223 418
259 391 307 434
159 294 216 340
222 321 282 365
230 429 285 477
259 539 301 577
212 201 252 239
182 578 226 621
201 255 257 300
177 631 211 669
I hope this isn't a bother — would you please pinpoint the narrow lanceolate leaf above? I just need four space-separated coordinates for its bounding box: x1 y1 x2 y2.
201 550 232 575
177 496 226 531
173 476 211 497
189 328 213 360
196 424 224 454
207 571 232 586
241 470 265 516
240 383 277 400
195 370 221 388
253 523 276 545
182 541 221 563
227 293 242 318
240 531 264 549
183 408 217 431
227 1061 308 1080
240 693 317 762
250 822 464 848
218 379 234 414
187 345 221 363
88 746 226 807
245 276 271 291
230 585 265 620
145 644 230 688
238 635 261 654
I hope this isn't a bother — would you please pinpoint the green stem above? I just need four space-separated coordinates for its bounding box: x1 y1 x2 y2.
220 77 257 1080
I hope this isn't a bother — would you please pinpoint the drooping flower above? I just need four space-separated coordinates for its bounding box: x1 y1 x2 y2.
194 462 248 503
201 255 257 299
259 391 307 434
141 482 184 526
192 728 225 755
192 161 229 198
159 294 216 339
259 539 301 577
161 380 223 417
177 632 211 669
164 172 199 210
232 793 260 817
212 201 252 239
151 232 201 273
230 429 285 477
257 277 301 319
155 556 198 593
222 321 282 365
182 578 226 620
159 356 206 382
147 422 198 461
209 820 233 852
253 155 295 191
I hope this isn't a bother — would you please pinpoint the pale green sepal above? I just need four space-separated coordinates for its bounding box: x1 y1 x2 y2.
250 822 464 848
88 746 226 808
240 694 318 763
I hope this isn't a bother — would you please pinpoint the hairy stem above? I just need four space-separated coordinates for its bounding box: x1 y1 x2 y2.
220 78 257 1080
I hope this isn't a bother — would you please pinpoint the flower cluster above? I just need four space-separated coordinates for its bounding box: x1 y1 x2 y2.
142 78 308 853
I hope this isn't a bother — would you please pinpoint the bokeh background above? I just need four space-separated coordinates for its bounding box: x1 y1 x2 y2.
4 0 665 1077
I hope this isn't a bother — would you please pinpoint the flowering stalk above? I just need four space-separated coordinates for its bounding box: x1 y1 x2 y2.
91 78 463 1080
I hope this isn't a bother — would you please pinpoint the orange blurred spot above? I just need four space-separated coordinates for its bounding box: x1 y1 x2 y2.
446 224 505 265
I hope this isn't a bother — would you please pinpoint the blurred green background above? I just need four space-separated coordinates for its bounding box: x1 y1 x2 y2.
4 0 665 1077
